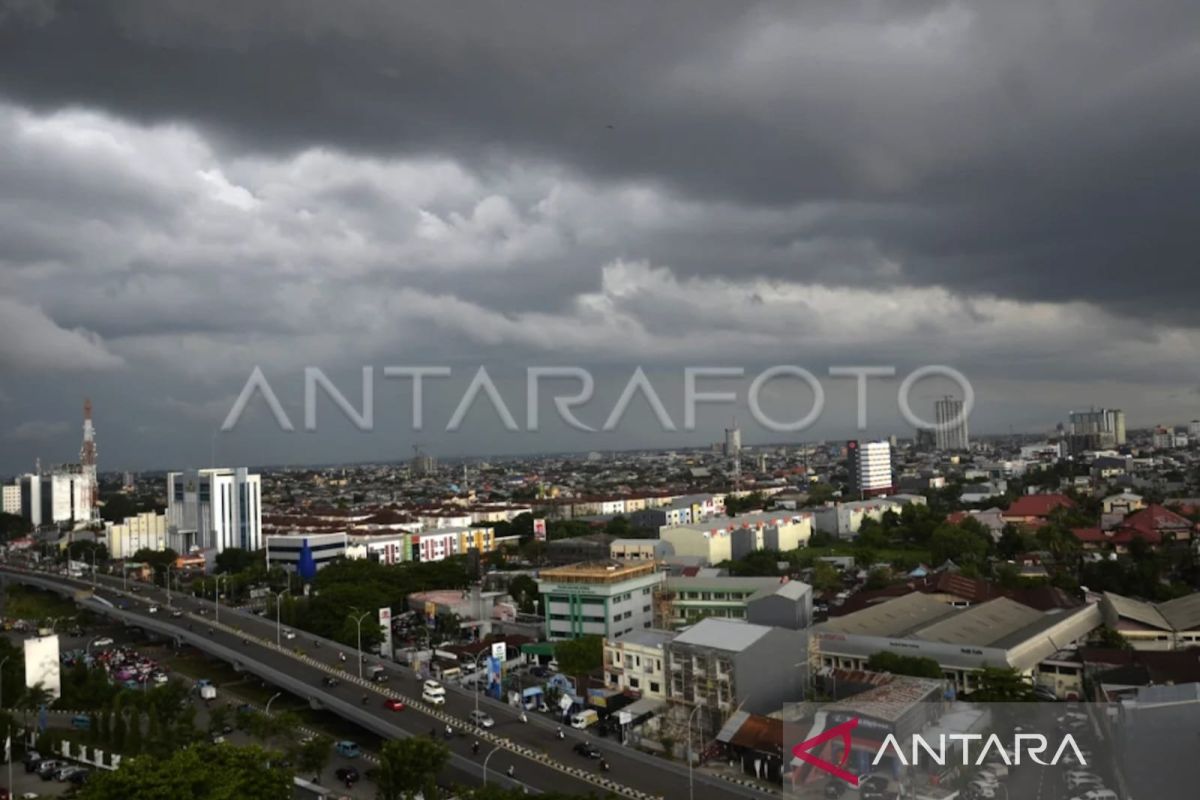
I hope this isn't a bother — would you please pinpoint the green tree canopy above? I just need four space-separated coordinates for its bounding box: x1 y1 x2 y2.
866 652 944 679
78 743 291 800
554 635 603 680
969 667 1036 701
376 737 449 800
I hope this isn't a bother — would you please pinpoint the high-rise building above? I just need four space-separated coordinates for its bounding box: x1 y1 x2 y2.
167 468 262 554
19 468 88 528
1 484 22 516
724 423 742 456
78 398 99 522
934 395 970 451
1068 408 1126 453
847 440 893 498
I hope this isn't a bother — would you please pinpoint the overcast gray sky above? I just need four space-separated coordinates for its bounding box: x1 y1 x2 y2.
2 0 1199 473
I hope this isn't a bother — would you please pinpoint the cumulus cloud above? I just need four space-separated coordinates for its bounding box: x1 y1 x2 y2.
1 1 1199 468
0 296 123 371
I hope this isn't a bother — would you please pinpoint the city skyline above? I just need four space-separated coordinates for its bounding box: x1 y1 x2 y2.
3 2 1200 471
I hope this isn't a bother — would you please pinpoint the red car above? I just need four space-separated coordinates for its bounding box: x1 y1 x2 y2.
384 698 405 712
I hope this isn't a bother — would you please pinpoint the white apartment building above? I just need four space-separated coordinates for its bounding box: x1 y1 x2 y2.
537 561 665 641
167 468 262 553
659 510 814 565
848 440 893 498
1 484 21 516
604 628 675 701
105 512 167 560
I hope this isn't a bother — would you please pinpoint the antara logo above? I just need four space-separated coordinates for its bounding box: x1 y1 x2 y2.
873 733 1088 768
792 718 861 785
793 719 1089 786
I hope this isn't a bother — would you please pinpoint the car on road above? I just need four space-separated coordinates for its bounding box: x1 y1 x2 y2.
148 605 159 614
469 710 495 728
130 586 140 593
573 742 602 759
322 676 341 687
384 698 406 712
171 610 183 618
823 781 847 799
36 760 65 780
334 741 361 758
1065 772 1105 791
211 734 225 744
282 628 296 640
422 680 446 705
91 637 114 648
335 767 360 785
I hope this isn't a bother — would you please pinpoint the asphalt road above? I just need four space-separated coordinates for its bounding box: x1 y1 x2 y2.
1 564 764 800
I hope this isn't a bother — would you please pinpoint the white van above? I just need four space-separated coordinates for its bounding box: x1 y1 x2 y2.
570 709 599 729
422 680 446 705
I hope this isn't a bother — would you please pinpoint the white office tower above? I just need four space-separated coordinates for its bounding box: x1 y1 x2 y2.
20 468 88 528
167 468 262 553
724 423 742 456
934 395 970 451
79 398 99 522
848 440 893 498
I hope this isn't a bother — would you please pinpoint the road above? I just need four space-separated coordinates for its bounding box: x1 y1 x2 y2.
0 564 766 800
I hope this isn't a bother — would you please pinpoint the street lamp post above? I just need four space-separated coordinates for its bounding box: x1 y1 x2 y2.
214 574 230 623
272 589 288 647
686 704 704 800
471 650 491 724
165 564 175 608
348 610 372 680
265 692 282 716
482 745 503 785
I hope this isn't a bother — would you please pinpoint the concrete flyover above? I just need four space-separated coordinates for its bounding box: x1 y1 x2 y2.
0 565 774 800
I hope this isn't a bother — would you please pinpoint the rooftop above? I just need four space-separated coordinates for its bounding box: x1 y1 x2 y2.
537 560 658 584
672 617 772 652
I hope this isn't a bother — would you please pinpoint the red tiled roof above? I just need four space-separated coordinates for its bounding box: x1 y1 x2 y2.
1004 494 1076 518
1122 504 1192 536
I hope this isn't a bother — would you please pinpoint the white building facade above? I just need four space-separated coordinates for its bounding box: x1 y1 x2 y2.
167 468 262 554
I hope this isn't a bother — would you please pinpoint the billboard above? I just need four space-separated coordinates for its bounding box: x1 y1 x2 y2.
23 634 61 700
533 518 547 542
378 606 393 660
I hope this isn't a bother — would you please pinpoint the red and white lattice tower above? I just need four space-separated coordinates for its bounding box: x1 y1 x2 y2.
80 397 99 521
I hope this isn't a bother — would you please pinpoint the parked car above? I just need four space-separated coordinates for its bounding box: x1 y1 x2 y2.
91 637 114 648
148 605 159 614
469 710 495 728
1065 772 1105 791
334 741 361 758
1069 791 1117 800
171 610 184 618
573 742 601 759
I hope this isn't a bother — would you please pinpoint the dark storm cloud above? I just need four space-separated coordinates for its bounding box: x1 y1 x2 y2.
3 0 1200 320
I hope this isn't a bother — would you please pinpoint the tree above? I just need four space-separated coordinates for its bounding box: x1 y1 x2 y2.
605 515 632 537
969 667 1035 701
0 511 32 541
1093 626 1132 651
78 743 291 800
376 737 449 800
866 652 943 679
507 575 539 614
554 635 603 682
929 523 989 566
864 567 893 591
131 548 178 573
811 562 842 593
292 733 333 779
216 547 262 575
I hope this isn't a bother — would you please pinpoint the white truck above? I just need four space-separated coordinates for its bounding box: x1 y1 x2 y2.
197 679 217 701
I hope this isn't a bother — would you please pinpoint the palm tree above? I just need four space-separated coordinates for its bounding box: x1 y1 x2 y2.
18 683 53 727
